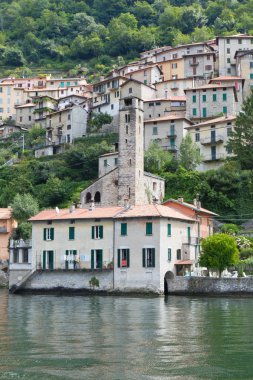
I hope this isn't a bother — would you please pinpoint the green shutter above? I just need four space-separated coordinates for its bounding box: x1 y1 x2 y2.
168 248 171 261
213 94 217 102
202 95 206 102
43 251 46 269
193 108 197 116
118 249 121 267
146 222 152 235
43 228 46 240
99 226 103 239
73 250 77 255
223 106 227 114
223 93 227 101
69 227 75 240
192 95 196 103
142 248 146 267
121 223 127 236
168 224 171 236
65 250 69 269
92 226 95 239
203 108 207 117
152 248 155 268
98 250 103 269
126 249 130 268
91 250 94 270
50 228 54 241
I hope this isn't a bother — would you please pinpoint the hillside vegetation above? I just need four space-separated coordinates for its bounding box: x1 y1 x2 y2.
0 0 252 77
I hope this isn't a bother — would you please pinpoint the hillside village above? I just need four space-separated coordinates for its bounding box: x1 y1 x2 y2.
1 33 253 293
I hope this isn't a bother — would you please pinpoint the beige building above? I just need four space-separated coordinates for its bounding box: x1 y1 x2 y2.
15 103 35 127
183 51 216 80
0 208 17 264
155 43 214 63
155 77 207 98
185 84 238 121
185 115 236 171
144 97 186 119
158 58 184 81
216 34 253 76
124 65 162 86
144 115 193 154
235 50 253 99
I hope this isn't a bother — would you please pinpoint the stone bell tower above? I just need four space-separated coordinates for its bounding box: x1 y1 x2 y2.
118 93 145 206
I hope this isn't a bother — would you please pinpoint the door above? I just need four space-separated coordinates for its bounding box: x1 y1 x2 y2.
91 250 103 270
42 251 54 270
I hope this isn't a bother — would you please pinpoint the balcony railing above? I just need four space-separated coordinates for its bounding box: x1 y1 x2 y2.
190 61 199 67
200 135 224 145
203 153 226 162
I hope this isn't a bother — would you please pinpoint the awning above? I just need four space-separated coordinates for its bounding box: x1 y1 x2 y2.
175 260 193 265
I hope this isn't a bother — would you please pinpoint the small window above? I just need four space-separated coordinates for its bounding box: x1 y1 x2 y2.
227 48 230 54
114 157 118 165
22 249 29 263
69 226 75 240
223 93 227 101
202 95 206 102
153 126 158 135
193 108 197 116
142 248 155 268
167 224 171 236
195 133 200 142
213 94 217 102
129 87 132 94
177 249 181 260
104 159 107 167
44 228 54 241
192 95 196 103
121 223 127 236
146 222 153 235
91 225 103 239
168 248 172 261
13 249 19 263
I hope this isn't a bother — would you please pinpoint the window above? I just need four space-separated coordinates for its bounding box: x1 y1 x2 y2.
111 104 114 110
192 95 196 103
227 48 230 54
226 38 230 44
117 248 130 268
172 53 178 59
13 249 19 263
142 248 155 268
144 80 147 85
29 116 31 121
213 94 217 102
171 63 177 69
168 248 172 261
125 114 130 123
0 87 2 93
202 108 207 117
114 157 118 165
0 108 4 113
223 106 227 114
67 124 71 130
227 68 231 74
20 117 22 122
104 159 107 167
238 39 242 44
223 93 227 101
69 226 75 240
91 225 103 239
250 62 253 69
43 228 54 241
167 224 171 236
195 132 200 142
129 87 132 94
227 58 230 63
177 249 181 260
193 108 197 116
227 127 232 137
91 249 103 270
250 73 253 79
205 65 212 71
121 223 127 236
153 126 158 135
22 249 29 263
146 222 153 235
202 95 206 102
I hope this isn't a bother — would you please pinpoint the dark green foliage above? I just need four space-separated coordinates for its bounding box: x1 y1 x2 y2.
0 0 252 73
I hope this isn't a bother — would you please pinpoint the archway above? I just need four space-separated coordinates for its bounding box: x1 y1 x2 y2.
164 271 174 295
94 191 101 203
85 192 92 204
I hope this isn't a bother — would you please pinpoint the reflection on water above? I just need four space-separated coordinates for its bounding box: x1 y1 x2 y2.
0 290 253 379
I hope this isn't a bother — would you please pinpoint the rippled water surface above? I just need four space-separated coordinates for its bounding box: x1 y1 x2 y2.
0 290 253 379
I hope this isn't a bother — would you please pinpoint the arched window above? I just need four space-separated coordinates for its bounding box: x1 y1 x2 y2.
86 192 92 204
94 191 101 203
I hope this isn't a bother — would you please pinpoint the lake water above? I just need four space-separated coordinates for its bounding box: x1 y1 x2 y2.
0 289 253 380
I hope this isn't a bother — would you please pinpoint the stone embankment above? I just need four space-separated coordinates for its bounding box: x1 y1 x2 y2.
0 270 8 288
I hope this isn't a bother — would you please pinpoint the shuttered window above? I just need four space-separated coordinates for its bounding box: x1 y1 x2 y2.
43 228 54 241
142 248 155 268
146 222 153 235
121 223 127 236
167 224 171 236
117 249 130 268
91 225 103 239
69 227 75 240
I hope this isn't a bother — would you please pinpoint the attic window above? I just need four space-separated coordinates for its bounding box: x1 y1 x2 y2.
47 221 52 225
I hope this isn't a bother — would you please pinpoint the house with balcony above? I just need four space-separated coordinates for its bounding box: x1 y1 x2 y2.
185 115 236 171
185 84 238 122
0 208 17 266
155 77 207 98
144 96 186 120
183 51 216 80
144 115 193 154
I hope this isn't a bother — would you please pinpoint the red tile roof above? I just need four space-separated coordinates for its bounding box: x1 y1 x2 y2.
163 199 218 216
0 208 13 220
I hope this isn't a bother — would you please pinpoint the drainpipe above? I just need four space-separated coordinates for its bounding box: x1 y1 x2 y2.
112 219 115 290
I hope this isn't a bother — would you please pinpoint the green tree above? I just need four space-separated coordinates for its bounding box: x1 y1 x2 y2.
178 134 202 171
221 223 240 235
87 112 113 133
11 193 39 222
199 233 239 277
144 141 172 174
227 91 253 169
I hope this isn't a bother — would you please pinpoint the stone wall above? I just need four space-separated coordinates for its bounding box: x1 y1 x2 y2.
22 270 113 292
0 270 8 288
166 276 253 295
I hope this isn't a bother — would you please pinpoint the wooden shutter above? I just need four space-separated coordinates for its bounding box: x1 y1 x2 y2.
142 248 146 267
99 226 103 239
50 228 54 241
91 250 94 270
121 223 127 236
146 222 152 235
152 248 155 267
117 249 121 267
69 227 75 240
91 226 95 239
168 224 171 236
126 249 130 268
43 228 46 241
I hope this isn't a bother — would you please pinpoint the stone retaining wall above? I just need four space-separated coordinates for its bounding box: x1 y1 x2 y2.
166 276 253 295
0 270 8 288
23 270 114 292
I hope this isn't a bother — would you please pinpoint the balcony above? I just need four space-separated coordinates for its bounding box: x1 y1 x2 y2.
200 136 224 145
203 153 226 162
161 144 178 152
167 132 177 138
190 61 199 67
182 236 200 245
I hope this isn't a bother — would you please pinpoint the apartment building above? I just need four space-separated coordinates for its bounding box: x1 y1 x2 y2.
15 103 35 127
209 76 244 108
217 34 253 76
124 65 162 86
158 58 184 81
144 97 186 119
185 115 236 171
155 77 207 98
235 50 253 98
185 84 238 121
155 43 214 63
144 115 193 153
183 51 216 79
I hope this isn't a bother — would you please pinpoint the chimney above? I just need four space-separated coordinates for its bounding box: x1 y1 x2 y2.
69 204 75 213
178 197 184 203
89 200 95 211
193 199 197 207
196 200 201 210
